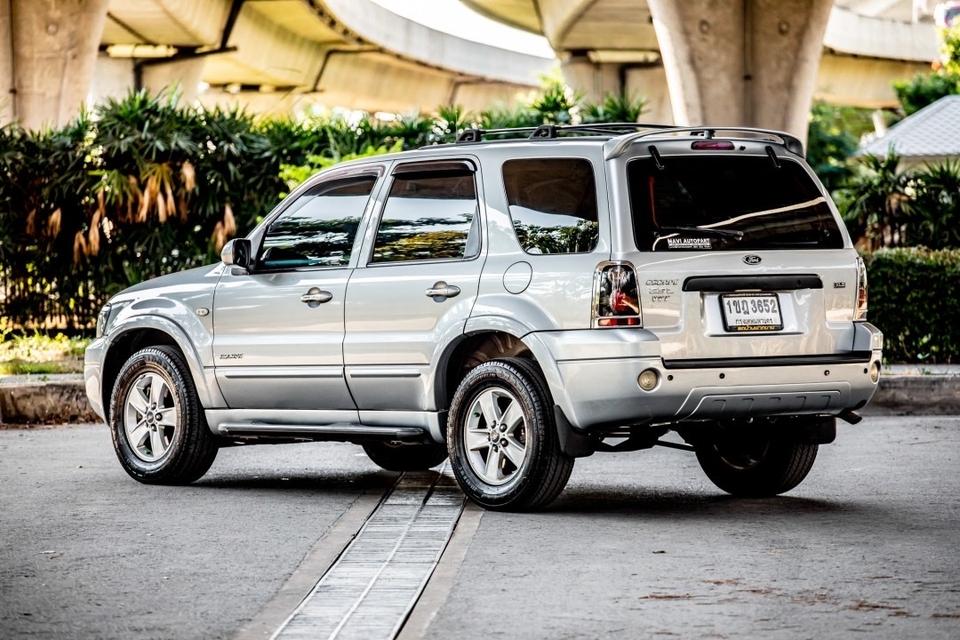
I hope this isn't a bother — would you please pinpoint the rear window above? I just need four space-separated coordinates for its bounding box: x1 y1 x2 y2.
628 155 843 251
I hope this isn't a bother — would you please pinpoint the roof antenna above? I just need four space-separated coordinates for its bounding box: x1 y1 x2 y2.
649 145 665 171
765 145 781 169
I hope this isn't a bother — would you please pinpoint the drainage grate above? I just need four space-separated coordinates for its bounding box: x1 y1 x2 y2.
271 469 465 640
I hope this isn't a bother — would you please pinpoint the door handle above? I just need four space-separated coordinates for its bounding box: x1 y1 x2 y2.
300 288 333 307
426 281 461 301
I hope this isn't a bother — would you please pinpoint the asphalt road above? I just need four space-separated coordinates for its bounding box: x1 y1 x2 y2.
2 416 959 639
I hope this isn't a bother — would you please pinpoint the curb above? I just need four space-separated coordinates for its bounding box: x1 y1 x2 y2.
0 375 98 425
1 373 959 425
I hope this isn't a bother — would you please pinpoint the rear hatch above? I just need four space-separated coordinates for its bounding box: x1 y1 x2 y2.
617 151 860 361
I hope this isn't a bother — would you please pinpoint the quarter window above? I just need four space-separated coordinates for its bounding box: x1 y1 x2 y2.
259 175 377 270
371 168 480 263
503 158 599 254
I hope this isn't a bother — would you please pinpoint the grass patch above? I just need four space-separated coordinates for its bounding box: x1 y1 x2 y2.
0 332 89 375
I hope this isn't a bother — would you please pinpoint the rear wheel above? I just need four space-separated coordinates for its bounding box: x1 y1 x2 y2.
447 358 573 511
362 441 447 472
109 346 219 484
695 429 818 497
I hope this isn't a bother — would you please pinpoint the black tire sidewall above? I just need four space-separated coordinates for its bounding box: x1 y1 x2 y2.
447 360 554 509
362 441 448 472
109 346 211 483
696 436 818 497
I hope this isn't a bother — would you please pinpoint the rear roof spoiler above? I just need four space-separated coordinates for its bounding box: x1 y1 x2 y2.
603 126 804 161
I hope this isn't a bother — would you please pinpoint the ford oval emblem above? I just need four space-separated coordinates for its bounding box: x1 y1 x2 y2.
743 254 762 265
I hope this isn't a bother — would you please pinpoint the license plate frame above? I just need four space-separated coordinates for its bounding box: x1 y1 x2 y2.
719 293 783 333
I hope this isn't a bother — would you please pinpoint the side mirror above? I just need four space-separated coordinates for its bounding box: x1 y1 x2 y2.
221 238 253 271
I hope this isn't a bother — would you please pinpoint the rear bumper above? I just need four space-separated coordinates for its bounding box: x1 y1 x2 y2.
530 323 883 430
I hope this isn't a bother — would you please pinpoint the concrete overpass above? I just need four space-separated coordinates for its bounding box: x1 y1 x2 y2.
465 0 939 137
0 0 942 140
1 0 552 130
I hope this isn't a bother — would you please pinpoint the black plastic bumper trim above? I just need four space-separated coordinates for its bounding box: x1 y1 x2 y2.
662 352 874 370
682 274 823 292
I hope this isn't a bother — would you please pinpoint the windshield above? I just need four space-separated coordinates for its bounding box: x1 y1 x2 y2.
627 155 844 251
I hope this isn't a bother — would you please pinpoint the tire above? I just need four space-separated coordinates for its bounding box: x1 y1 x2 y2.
447 357 574 511
363 441 448 472
109 345 219 484
695 429 818 497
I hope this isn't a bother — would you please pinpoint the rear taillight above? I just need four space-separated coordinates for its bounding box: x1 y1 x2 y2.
593 262 642 327
855 256 868 321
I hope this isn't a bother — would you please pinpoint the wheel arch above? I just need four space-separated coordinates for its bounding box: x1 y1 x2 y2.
102 317 224 418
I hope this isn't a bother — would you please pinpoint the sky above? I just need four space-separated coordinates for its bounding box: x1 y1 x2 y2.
370 0 555 58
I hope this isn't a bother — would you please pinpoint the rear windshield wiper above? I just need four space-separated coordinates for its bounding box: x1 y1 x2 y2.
655 226 744 240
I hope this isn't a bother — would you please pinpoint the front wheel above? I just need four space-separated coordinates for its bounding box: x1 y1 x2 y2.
109 346 219 484
447 358 573 511
695 430 818 497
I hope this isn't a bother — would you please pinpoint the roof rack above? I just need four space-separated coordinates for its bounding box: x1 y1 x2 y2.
603 126 804 159
453 122 675 144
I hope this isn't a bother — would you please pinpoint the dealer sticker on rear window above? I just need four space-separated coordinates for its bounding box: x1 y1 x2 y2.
666 237 712 250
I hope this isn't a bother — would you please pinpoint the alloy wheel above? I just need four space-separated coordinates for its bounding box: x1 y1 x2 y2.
464 387 529 486
123 372 178 462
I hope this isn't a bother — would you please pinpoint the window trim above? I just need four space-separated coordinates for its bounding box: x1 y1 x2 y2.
251 166 384 274
365 159 483 268
501 156 602 257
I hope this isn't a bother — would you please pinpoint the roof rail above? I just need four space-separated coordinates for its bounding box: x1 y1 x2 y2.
604 126 804 160
453 122 675 145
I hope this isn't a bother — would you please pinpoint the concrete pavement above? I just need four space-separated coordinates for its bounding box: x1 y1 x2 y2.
1 417 959 639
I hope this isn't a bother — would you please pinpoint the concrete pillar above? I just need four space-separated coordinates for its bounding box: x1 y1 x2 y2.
624 66 673 124
562 56 674 124
141 57 206 104
561 56 622 103
647 0 833 144
1 0 109 129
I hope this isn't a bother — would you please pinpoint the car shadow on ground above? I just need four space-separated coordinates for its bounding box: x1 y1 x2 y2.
548 484 885 521
191 470 397 494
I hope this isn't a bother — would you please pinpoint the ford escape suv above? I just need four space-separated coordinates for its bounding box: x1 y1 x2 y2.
85 123 883 511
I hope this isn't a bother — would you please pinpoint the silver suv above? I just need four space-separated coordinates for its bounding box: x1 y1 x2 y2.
85 124 883 510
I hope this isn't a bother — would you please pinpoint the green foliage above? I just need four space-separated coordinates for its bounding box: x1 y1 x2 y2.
805 102 875 193
0 331 89 374
279 139 403 191
529 77 581 125
836 154 960 250
865 248 960 363
893 72 960 116
581 91 648 124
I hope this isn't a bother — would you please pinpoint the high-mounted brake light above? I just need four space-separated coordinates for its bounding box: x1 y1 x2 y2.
691 140 735 150
855 256 868 321
593 262 642 327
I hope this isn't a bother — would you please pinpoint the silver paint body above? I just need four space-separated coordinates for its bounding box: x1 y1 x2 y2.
85 135 883 442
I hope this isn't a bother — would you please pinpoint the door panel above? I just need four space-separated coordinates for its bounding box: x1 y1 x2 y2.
212 170 382 412
344 159 484 412
213 270 355 410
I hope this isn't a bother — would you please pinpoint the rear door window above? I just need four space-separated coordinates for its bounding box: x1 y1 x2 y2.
503 158 599 254
628 155 843 251
371 167 480 263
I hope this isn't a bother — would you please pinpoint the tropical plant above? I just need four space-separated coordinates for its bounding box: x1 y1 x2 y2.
908 160 960 249
835 153 911 250
581 91 647 124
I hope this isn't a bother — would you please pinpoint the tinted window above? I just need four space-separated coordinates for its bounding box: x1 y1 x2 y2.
628 156 843 251
259 175 376 269
503 158 599 254
371 169 480 263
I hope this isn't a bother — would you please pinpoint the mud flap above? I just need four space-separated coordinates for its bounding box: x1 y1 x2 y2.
553 406 596 457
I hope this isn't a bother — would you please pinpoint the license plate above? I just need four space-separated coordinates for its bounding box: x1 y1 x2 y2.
720 293 783 333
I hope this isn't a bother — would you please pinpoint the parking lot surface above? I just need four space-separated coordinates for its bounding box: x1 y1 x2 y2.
2 416 958 639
